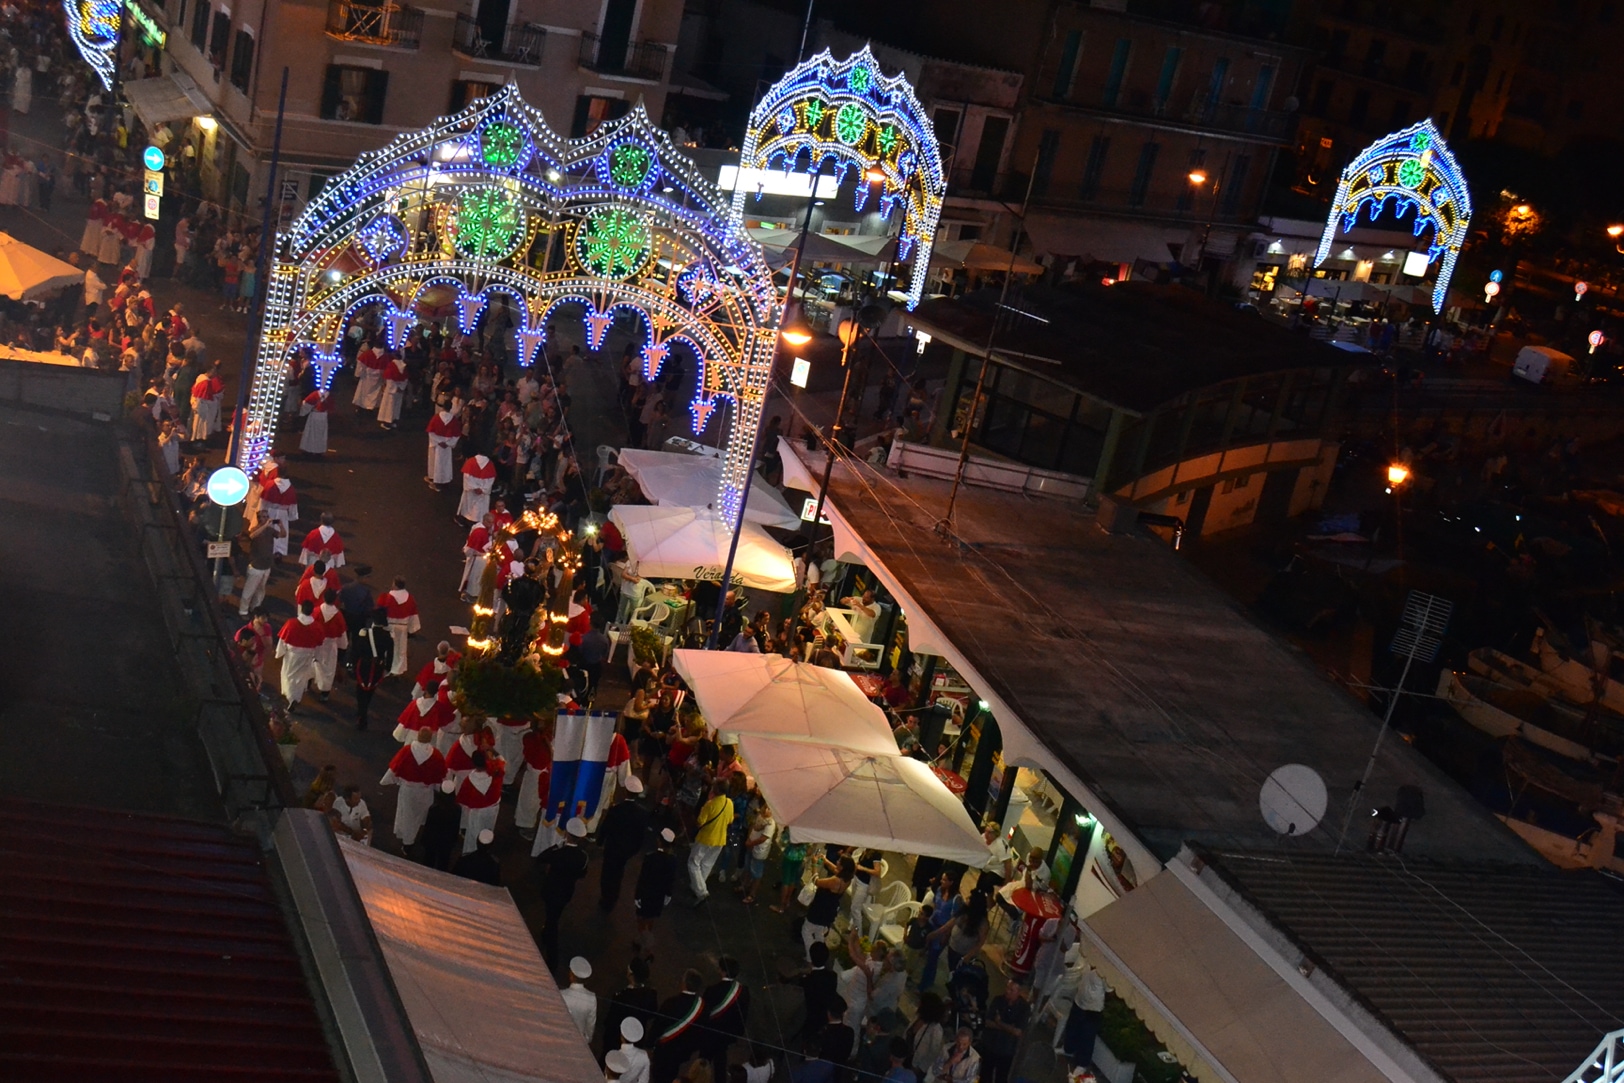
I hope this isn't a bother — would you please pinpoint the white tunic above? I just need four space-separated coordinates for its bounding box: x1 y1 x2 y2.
275 640 319 704
298 401 329 454
428 435 456 485
353 363 384 410
377 377 405 424
491 721 525 784
189 397 218 442
456 464 493 521
514 761 544 830
380 743 441 845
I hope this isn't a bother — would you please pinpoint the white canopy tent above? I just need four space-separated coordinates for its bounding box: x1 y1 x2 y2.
671 650 899 756
736 734 990 865
611 504 796 593
615 448 801 529
338 839 604 1083
0 233 84 301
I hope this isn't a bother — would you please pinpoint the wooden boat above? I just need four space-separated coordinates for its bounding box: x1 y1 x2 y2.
1435 669 1614 765
1530 627 1624 715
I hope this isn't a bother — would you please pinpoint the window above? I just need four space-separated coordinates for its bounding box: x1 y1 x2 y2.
1491 14 1504 40
1052 30 1082 98
1450 61 1464 86
1176 148 1206 210
1389 99 1410 128
1220 155 1249 215
1309 79 1332 115
208 9 229 68
450 79 498 113
1494 70 1506 93
1032 129 1060 197
1365 39 1386 66
308 172 336 199
1234 473 1250 489
190 0 209 50
1153 46 1182 111
320 65 389 124
1205 57 1228 113
1249 64 1275 110
1102 38 1131 107
1128 140 1159 207
1568 98 1585 119
932 107 962 160
571 94 628 137
1175 489 1190 505
229 29 254 91
970 116 1009 191
1348 89 1369 126
1080 134 1109 199
1325 29 1347 60
177 0 188 29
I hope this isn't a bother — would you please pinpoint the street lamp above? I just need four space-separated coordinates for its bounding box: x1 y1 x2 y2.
1608 224 1624 239
779 313 815 347
1386 462 1410 489
1187 168 1209 186
805 304 885 532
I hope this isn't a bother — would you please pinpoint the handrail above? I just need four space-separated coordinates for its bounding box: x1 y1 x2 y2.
325 0 423 48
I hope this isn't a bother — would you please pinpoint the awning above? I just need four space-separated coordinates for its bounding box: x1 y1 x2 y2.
339 839 603 1083
610 504 796 593
1023 214 1188 265
615 447 801 529
122 71 214 129
929 239 1044 276
747 227 898 266
1077 865 1393 1083
0 233 83 301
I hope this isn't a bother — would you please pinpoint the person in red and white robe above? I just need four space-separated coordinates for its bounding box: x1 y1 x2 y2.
411 641 461 699
313 599 349 696
379 728 447 846
585 730 634 833
260 475 299 557
488 714 529 784
452 750 503 853
459 514 494 600
295 560 341 607
393 689 457 748
443 727 493 788
188 361 224 443
376 356 407 429
490 498 515 534
514 719 553 834
425 407 462 489
351 341 387 412
275 600 326 707
381 577 420 676
457 454 496 522
299 513 346 568
299 388 332 455
246 455 280 525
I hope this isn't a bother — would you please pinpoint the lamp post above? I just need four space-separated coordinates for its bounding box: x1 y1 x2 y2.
805 304 885 532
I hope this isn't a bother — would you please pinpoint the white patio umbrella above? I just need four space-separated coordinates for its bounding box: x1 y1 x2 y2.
736 734 991 865
671 649 898 756
615 448 801 529
0 232 84 301
610 505 796 592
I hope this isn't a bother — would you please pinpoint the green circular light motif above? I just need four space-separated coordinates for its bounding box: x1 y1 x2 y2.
609 143 653 189
1397 158 1426 189
481 122 522 168
877 125 899 156
454 188 523 260
849 65 871 93
1410 130 1432 151
835 103 866 146
575 207 651 280
804 100 826 129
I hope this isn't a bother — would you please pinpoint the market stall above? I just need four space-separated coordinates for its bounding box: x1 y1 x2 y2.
671 649 899 756
611 504 796 592
615 447 801 529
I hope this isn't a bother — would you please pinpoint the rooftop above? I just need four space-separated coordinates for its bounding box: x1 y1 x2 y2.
910 282 1361 414
1200 848 1624 1083
817 455 1535 867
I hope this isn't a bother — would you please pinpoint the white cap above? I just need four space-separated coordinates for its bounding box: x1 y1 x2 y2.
620 1017 645 1043
477 829 494 845
660 828 676 843
566 817 588 838
606 1051 631 1075
623 775 644 794
569 956 592 979
441 779 456 793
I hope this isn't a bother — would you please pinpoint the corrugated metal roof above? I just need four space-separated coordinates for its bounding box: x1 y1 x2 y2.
0 798 341 1083
1201 849 1624 1083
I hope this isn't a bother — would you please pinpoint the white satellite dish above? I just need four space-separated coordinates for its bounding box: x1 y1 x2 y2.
1260 764 1328 836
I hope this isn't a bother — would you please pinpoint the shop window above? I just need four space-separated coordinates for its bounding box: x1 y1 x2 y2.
320 65 389 124
1286 252 1308 274
208 9 229 68
229 29 254 91
189 0 209 51
571 94 629 137
1251 263 1280 292
450 79 499 113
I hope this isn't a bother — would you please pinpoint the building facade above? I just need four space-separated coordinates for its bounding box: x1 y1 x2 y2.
126 0 683 215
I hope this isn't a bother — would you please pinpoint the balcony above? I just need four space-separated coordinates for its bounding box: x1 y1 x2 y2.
579 34 668 82
452 14 546 66
1042 88 1295 143
325 1 422 48
1315 54 1432 93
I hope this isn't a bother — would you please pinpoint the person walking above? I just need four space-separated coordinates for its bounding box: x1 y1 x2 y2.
597 775 652 911
653 970 708 1083
453 828 502 885
603 958 659 1061
978 979 1029 1083
237 516 277 616
561 957 597 1038
534 816 590 968
381 577 421 675
514 718 552 838
802 855 855 961
453 750 503 853
350 608 392 730
633 828 679 952
702 955 749 1075
275 600 325 709
687 782 735 905
379 727 446 847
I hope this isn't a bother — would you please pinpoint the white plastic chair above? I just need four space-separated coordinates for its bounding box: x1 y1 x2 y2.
595 444 618 487
861 879 910 935
876 900 923 949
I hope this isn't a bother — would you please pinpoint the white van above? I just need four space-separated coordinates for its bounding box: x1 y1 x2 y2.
1512 345 1574 385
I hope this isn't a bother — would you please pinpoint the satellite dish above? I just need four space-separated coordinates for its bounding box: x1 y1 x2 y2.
1260 764 1328 836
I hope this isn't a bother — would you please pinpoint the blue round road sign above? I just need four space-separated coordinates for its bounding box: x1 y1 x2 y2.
1489 269 1503 283
143 145 165 172
206 465 251 507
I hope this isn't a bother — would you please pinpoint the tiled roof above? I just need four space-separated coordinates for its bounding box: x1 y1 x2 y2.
1200 848 1624 1083
0 798 341 1083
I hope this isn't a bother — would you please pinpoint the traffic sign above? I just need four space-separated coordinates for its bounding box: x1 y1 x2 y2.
1483 281 1501 299
206 465 251 506
143 170 163 196
1489 269 1503 283
1575 280 1589 301
1589 330 1605 354
142 145 165 171
143 193 160 220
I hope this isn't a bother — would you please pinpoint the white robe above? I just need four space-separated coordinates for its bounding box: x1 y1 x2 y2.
457 470 493 521
353 364 384 410
428 435 456 484
12 67 30 114
377 378 405 424
491 721 525 784
97 224 122 265
459 551 488 596
275 641 319 705
80 216 101 255
298 403 329 454
189 397 218 442
314 630 346 691
392 779 436 845
515 761 544 830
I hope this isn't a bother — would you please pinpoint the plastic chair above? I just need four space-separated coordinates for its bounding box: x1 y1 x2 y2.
861 879 910 935
595 444 618 488
876 900 923 949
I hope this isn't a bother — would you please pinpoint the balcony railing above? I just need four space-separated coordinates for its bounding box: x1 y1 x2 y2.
325 0 422 48
452 14 546 65
1047 88 1294 142
579 33 668 81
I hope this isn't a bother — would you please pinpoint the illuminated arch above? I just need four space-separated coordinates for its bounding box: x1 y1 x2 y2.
1567 1028 1624 1083
733 45 945 309
239 85 779 522
64 0 120 90
1314 119 1472 314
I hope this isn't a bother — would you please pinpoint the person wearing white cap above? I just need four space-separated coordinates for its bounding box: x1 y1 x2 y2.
535 816 590 967
596 774 651 912
632 827 679 950
604 1050 630 1081
452 827 502 886
614 1016 650 1083
562 956 596 1038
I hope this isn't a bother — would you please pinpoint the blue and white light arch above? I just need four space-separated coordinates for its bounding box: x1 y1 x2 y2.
1315 119 1471 313
734 46 945 309
64 0 120 90
238 86 778 522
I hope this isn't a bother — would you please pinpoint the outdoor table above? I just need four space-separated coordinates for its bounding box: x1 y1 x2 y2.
848 673 886 699
931 766 966 796
1008 887 1062 977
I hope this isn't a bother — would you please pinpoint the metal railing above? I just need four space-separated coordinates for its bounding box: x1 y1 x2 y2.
1045 90 1294 141
451 14 546 65
325 0 423 47
578 33 667 81
116 424 296 830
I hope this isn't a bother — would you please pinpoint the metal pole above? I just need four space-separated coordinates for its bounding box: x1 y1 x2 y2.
807 328 857 531
228 67 290 469
937 159 1039 533
797 0 816 62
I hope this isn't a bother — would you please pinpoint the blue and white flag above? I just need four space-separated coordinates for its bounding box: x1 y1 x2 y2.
546 711 617 824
